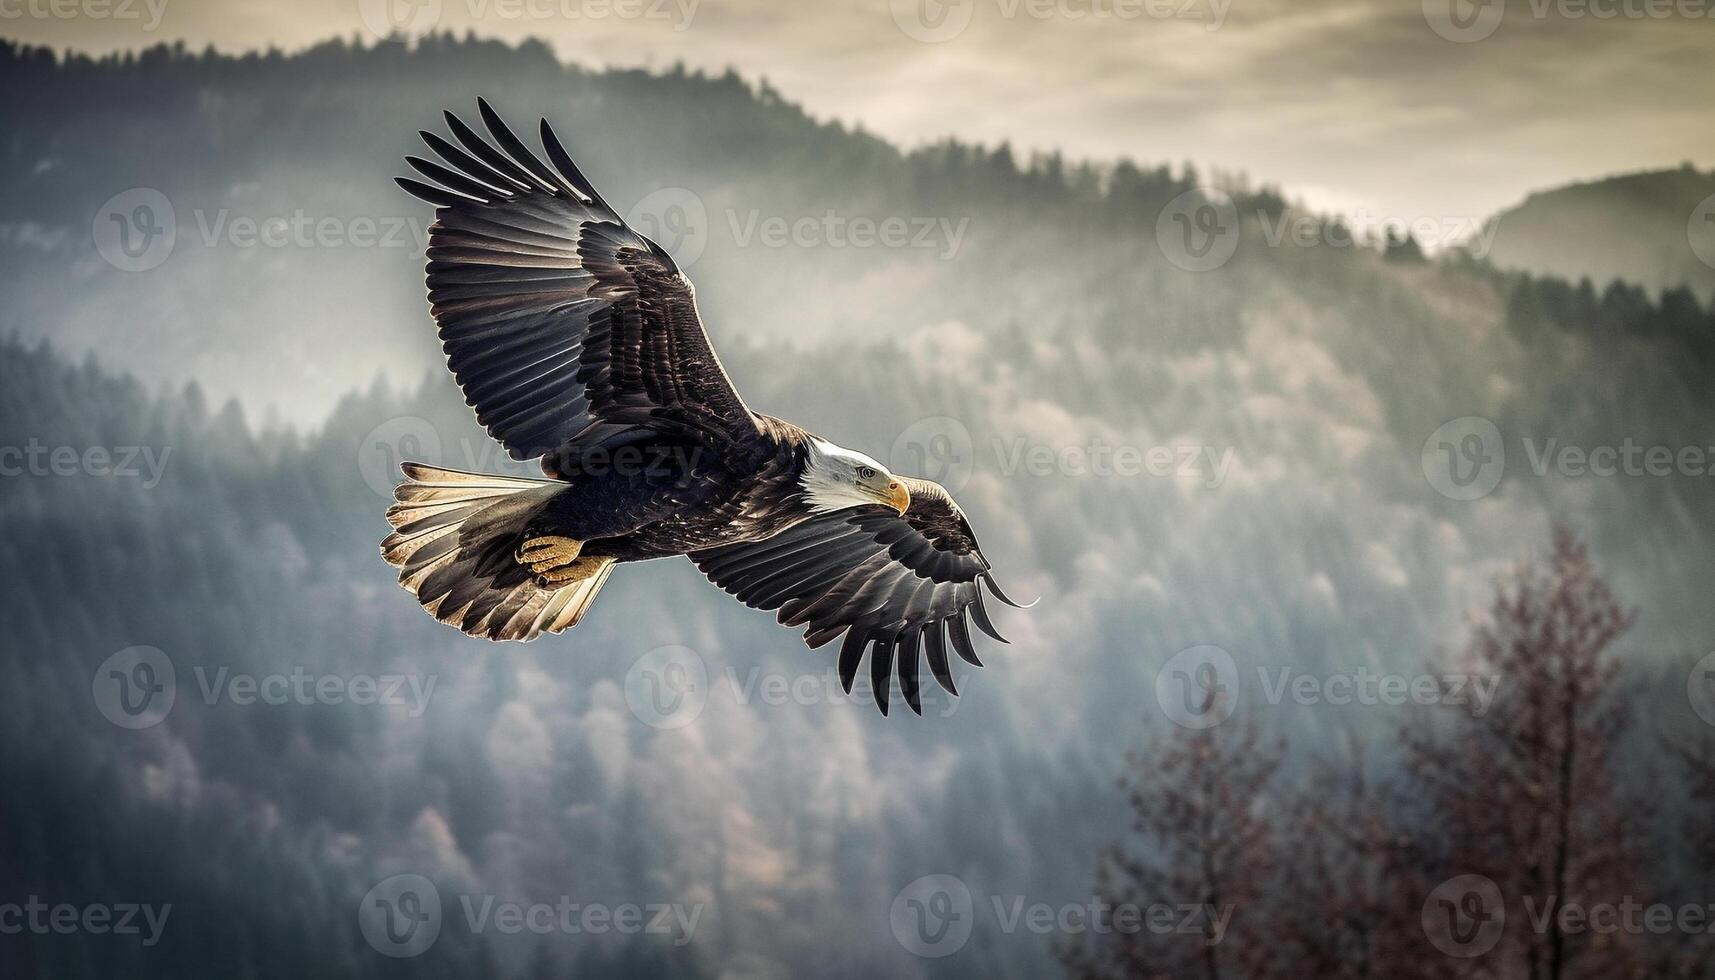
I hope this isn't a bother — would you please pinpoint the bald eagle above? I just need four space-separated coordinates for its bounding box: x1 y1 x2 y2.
383 100 1026 715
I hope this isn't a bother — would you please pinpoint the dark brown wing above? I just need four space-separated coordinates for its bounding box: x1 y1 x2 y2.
397 99 756 462
691 477 1029 715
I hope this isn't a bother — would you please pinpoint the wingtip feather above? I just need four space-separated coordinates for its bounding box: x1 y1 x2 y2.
968 589 1009 644
395 175 472 207
982 573 1039 609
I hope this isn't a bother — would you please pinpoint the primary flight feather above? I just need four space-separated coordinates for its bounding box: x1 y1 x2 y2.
383 99 1027 715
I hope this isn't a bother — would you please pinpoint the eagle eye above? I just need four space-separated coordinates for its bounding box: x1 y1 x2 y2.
857 465 877 479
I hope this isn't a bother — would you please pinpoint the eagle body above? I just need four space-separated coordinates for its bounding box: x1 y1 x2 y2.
382 100 1027 714
526 418 812 561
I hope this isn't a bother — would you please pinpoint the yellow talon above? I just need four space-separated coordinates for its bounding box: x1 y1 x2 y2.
517 535 581 563
535 556 604 589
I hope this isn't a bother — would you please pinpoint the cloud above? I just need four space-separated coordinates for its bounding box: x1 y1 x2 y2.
7 0 1708 226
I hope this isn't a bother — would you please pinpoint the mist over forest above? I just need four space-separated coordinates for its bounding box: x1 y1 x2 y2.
4 35 1715 979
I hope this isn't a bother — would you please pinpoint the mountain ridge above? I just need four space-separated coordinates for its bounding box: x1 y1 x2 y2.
1481 162 1715 295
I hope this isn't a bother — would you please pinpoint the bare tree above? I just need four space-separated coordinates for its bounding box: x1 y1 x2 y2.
1063 685 1284 980
1401 528 1648 980
1661 733 1715 979
1273 735 1439 980
1675 737 1715 880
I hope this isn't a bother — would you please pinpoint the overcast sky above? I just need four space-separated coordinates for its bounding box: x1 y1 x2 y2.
9 0 1713 221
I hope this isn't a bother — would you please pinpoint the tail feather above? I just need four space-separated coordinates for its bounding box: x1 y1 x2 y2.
380 462 615 641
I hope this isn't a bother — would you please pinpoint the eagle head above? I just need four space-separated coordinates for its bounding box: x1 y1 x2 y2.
801 438 911 515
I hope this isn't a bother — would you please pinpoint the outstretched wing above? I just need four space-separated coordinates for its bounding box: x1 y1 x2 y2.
691 478 1029 715
397 99 756 462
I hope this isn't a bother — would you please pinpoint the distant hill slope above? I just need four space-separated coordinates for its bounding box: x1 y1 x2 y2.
1483 164 1715 295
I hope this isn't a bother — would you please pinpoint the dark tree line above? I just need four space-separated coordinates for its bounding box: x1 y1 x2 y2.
1505 275 1715 369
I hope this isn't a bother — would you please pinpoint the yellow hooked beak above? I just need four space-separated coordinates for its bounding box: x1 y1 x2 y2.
881 480 911 515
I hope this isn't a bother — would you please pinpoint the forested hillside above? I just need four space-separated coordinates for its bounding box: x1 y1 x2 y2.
3 35 1715 979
